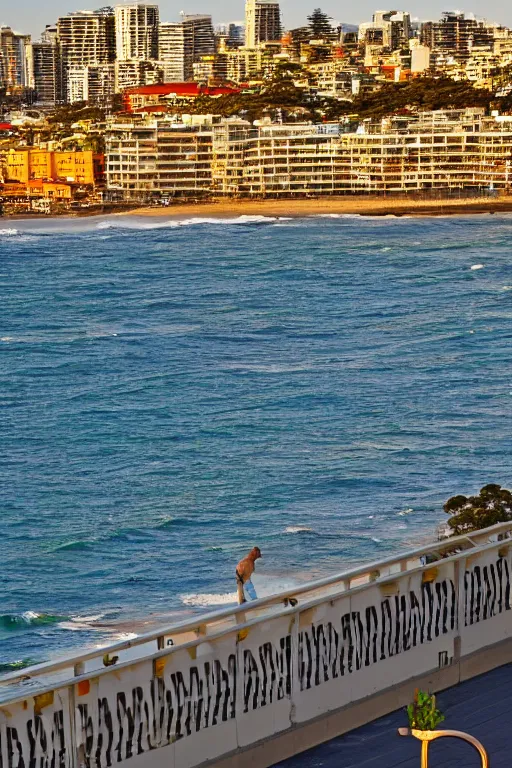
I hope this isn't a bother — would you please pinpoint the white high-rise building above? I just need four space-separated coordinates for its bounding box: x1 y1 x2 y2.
159 22 186 81
245 0 281 48
159 15 214 81
115 4 159 61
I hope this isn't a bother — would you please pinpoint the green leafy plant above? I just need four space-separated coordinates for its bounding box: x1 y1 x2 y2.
407 689 445 731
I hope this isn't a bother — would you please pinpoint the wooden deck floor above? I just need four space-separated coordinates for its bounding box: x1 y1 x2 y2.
276 663 512 767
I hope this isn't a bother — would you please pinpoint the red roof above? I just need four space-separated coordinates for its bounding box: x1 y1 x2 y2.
125 82 239 97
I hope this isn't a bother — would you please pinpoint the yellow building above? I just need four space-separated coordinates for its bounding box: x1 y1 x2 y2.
5 149 98 186
28 180 73 199
4 150 30 183
53 152 96 185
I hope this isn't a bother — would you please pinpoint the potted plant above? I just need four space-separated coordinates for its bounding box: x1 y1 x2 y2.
406 688 445 735
398 690 488 767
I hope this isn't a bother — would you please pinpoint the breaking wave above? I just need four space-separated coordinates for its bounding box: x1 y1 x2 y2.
0 612 66 631
96 214 279 231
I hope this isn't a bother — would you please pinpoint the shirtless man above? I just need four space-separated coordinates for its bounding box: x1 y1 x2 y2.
236 547 261 604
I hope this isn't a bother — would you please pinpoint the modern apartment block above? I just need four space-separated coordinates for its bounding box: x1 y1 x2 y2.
421 12 495 62
159 23 185 81
159 15 214 82
105 116 213 199
104 110 512 200
0 26 32 90
114 60 163 91
66 63 117 104
245 0 281 47
213 111 512 194
31 42 59 104
115 4 159 61
359 10 411 50
57 9 115 100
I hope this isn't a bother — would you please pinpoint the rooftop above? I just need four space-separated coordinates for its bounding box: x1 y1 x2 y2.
278 663 512 768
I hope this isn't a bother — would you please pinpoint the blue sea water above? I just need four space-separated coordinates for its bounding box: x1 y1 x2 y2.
1 211 511 671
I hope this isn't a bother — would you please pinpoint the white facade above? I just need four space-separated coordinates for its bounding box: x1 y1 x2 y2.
159 22 186 81
114 59 163 91
245 0 281 48
115 4 159 61
67 65 88 103
411 42 431 72
158 15 214 82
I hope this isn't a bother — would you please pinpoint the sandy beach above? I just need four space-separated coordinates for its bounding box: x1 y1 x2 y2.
120 195 512 220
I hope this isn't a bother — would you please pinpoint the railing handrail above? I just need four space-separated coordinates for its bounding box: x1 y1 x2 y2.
1 520 511 696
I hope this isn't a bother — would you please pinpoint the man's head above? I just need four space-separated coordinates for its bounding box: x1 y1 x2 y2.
249 547 262 561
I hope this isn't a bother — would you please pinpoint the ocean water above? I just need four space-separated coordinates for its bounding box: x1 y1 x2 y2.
1 212 511 671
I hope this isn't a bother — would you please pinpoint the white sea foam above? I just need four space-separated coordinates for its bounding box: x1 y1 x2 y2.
180 593 237 607
285 526 313 534
94 632 138 648
21 611 40 622
471 264 484 270
398 508 414 516
315 213 362 219
73 614 105 623
225 362 313 374
96 214 278 231
502 285 512 291
0 228 18 236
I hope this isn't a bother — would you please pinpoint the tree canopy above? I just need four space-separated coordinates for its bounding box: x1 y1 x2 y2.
444 484 512 535
307 8 334 39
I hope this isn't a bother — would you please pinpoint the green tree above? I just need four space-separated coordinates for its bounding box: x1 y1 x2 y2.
444 484 512 535
307 8 334 39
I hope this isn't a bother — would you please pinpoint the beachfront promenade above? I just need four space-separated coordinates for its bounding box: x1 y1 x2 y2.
2 522 512 768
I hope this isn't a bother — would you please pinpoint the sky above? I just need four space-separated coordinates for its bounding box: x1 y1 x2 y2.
3 0 512 38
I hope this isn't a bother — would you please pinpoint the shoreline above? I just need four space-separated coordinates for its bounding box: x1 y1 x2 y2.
3 195 512 222
117 196 512 220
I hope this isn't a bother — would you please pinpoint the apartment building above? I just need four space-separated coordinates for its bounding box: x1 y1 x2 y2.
57 9 115 101
359 10 411 50
218 110 512 195
31 42 59 104
159 16 214 82
245 0 281 48
114 60 163 91
115 4 159 61
158 22 185 81
421 12 495 62
4 148 101 186
0 26 32 90
105 116 213 199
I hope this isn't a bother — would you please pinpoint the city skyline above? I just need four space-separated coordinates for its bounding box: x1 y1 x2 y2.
3 0 512 39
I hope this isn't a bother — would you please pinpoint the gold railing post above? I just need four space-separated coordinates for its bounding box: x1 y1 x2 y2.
420 738 429 768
